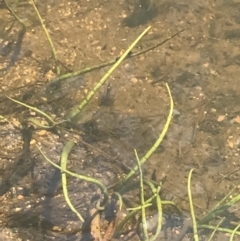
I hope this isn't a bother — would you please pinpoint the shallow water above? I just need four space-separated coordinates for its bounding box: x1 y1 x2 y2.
0 0 240 240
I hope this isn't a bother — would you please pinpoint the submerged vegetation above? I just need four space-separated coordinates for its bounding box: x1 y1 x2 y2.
0 1 240 240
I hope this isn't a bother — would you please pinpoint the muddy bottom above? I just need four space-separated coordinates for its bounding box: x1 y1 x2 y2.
1 0 240 240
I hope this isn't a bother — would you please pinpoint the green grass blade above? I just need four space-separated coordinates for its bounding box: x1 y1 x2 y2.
113 192 123 210
61 141 84 222
135 149 149 240
207 218 224 241
68 26 151 120
199 187 239 225
48 29 183 88
122 83 173 184
149 188 162 241
29 0 60 75
7 96 56 125
188 169 199 241
230 223 240 241
199 225 240 236
37 144 109 207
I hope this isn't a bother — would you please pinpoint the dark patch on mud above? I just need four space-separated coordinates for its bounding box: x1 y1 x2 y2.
122 0 158 28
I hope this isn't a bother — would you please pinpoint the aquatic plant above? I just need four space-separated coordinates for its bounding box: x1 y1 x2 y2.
4 2 240 240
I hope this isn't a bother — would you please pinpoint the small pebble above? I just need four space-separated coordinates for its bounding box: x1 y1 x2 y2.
217 115 225 122
30 139 36 145
17 195 24 200
173 109 180 116
131 77 138 83
235 115 240 123
38 130 47 136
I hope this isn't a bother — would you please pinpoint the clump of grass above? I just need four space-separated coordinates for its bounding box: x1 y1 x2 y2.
7 23 173 239
6 3 240 240
186 169 240 241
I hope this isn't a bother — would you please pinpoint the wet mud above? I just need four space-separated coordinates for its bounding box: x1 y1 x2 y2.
1 0 240 240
